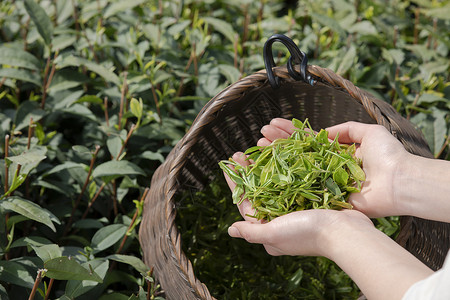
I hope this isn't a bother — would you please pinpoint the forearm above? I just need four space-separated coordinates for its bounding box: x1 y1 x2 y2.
396 154 450 222
324 217 433 300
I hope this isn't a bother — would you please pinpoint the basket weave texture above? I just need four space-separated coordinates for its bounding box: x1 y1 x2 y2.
139 65 450 300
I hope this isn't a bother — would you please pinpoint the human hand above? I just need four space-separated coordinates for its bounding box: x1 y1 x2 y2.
257 118 410 218
227 208 372 257
326 122 409 218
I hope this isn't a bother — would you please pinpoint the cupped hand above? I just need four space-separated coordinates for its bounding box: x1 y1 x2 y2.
257 118 411 218
326 122 409 218
227 208 373 257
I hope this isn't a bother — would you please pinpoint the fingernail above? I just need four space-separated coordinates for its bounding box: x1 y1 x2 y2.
228 226 241 238
260 125 268 134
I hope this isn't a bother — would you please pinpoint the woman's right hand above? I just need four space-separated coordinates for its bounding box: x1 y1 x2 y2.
258 119 410 218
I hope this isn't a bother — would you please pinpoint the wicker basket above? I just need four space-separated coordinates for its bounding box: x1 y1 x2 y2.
139 48 450 299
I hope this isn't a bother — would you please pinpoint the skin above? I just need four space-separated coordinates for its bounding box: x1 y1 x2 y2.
224 118 450 300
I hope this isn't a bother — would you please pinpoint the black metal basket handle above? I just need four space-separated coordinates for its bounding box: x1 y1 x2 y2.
263 34 315 89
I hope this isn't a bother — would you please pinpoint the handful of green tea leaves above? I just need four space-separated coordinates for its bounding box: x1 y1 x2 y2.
219 118 365 221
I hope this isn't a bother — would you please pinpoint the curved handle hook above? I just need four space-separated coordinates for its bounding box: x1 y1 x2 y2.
263 34 315 89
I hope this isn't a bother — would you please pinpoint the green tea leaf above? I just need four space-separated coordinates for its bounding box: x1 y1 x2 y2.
346 160 365 181
65 259 109 298
103 0 146 19
31 244 62 263
23 0 53 45
0 46 41 70
0 196 60 232
0 68 41 86
106 254 150 274
92 161 145 181
44 257 103 282
0 260 35 288
91 224 128 253
203 17 237 44
333 167 349 186
130 98 143 119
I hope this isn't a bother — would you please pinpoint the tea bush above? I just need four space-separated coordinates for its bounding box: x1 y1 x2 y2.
0 0 448 299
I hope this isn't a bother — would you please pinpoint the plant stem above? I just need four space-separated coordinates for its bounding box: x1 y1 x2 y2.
41 50 58 110
414 8 419 45
116 188 149 255
436 136 450 159
22 17 30 51
44 278 54 300
64 145 100 235
146 267 154 300
27 117 34 149
28 269 45 300
104 97 110 127
116 124 136 160
82 182 106 219
118 72 128 130
149 79 162 125
4 135 9 194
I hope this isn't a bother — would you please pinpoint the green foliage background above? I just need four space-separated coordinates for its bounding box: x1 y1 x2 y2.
0 0 448 299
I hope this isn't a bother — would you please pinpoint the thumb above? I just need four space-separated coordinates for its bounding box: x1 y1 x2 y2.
228 221 269 244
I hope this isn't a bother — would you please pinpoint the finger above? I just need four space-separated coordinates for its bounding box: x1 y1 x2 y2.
230 152 260 222
257 138 272 147
228 221 270 244
261 124 291 142
270 118 296 135
232 152 250 166
326 121 371 144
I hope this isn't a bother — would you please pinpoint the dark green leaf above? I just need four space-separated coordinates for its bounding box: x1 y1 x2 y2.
0 46 41 70
24 0 54 45
0 260 35 288
0 68 41 86
91 224 128 253
44 257 103 282
103 0 146 19
203 17 237 44
106 254 150 274
92 160 145 181
65 259 109 298
31 244 62 263
0 196 60 232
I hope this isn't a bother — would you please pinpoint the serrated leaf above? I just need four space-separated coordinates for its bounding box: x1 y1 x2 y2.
14 101 46 131
107 135 123 159
24 0 54 45
58 56 121 86
6 149 46 167
140 151 164 163
44 162 86 176
337 46 356 75
346 161 365 182
0 196 59 232
92 160 145 181
91 224 127 253
106 254 150 274
0 46 41 70
130 98 143 119
10 236 52 248
0 260 35 288
72 145 91 154
103 0 146 19
203 17 237 44
0 68 41 86
32 244 62 263
44 257 103 282
65 259 109 298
